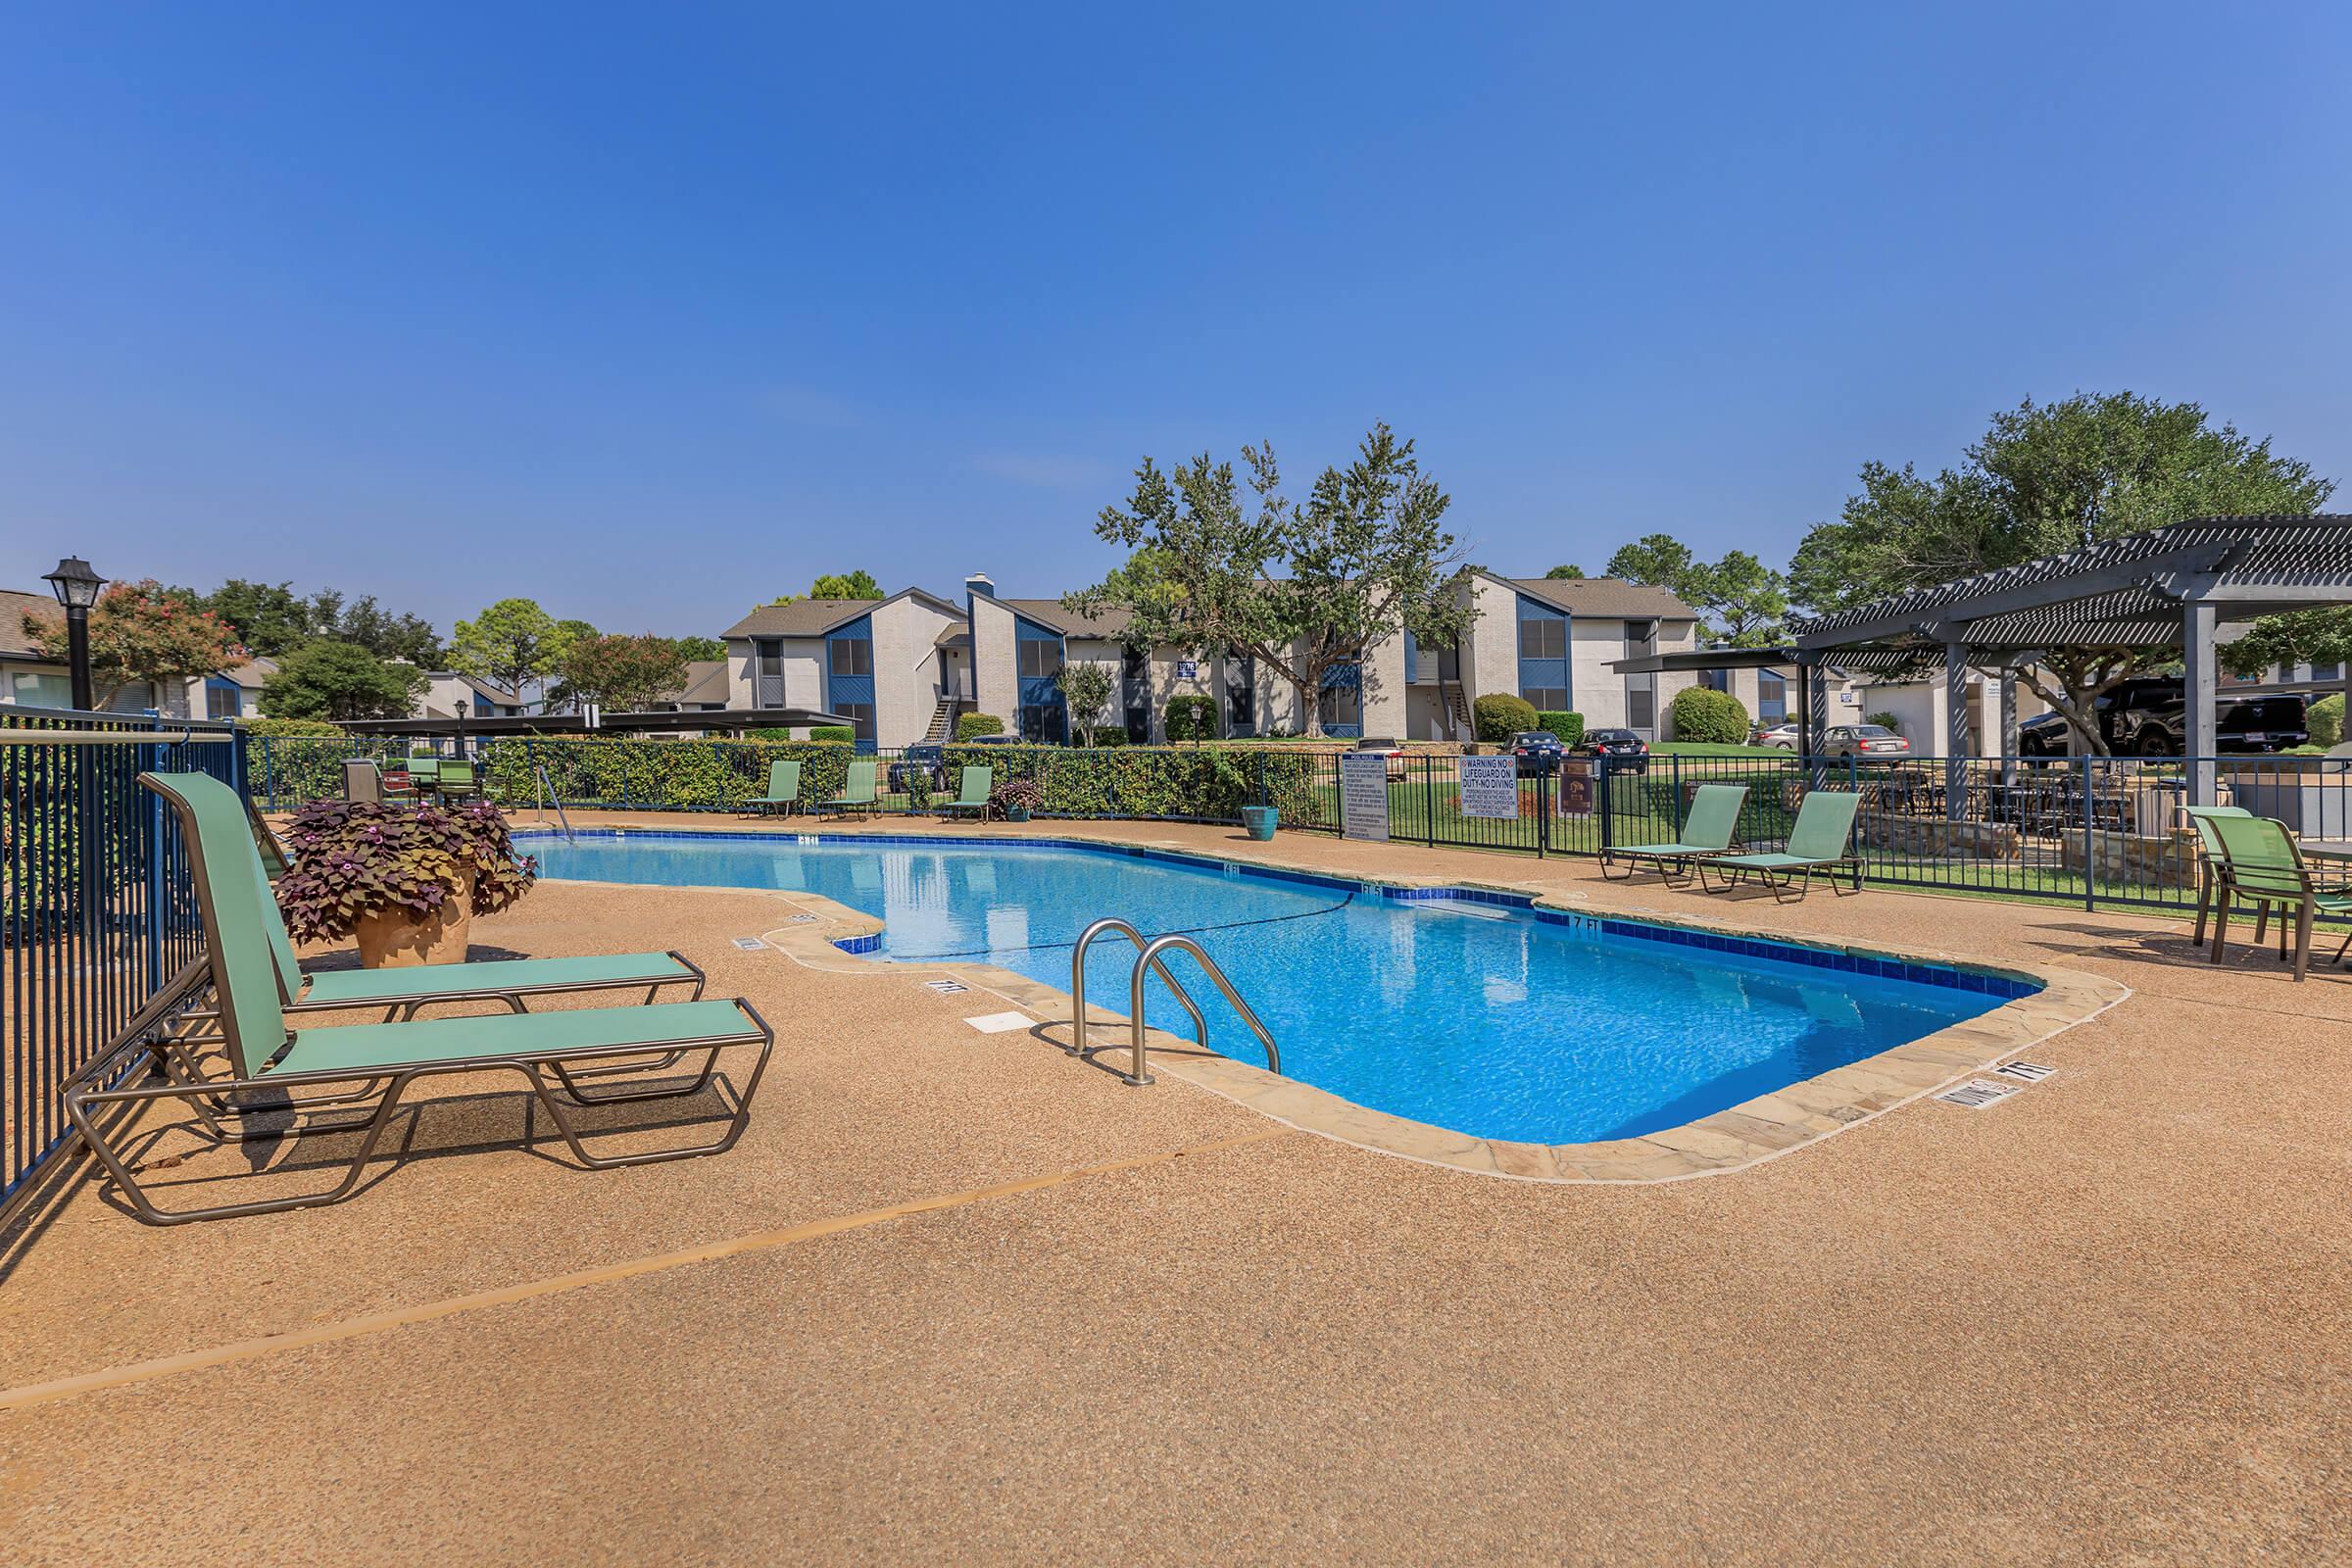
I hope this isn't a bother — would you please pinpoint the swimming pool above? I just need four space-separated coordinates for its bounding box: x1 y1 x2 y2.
529 831 2032 1146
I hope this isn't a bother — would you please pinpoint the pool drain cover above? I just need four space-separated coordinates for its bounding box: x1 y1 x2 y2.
785 914 819 924
731 937 767 952
1936 1078 2020 1109
1995 1060 2055 1083
923 978 970 995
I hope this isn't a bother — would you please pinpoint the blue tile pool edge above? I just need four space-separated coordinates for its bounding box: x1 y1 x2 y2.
516 825 2044 1001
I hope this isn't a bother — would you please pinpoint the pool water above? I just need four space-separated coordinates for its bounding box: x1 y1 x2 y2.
529 832 2025 1145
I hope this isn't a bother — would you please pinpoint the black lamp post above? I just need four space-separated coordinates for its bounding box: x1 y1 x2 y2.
43 556 107 711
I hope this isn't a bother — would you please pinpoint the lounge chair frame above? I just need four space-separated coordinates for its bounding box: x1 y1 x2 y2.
1599 783 1747 885
1695 790 1863 903
2204 812 2352 981
62 773 774 1224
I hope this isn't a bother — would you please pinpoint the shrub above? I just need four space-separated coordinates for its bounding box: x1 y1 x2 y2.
1534 710 1585 746
1473 693 1539 742
273 799 536 943
988 773 1044 818
1667 686 1750 745
956 711 1004 741
2308 693 2342 749
1164 695 1217 742
1088 726 1131 747
240 716 345 738
808 725 856 744
1864 710 1903 734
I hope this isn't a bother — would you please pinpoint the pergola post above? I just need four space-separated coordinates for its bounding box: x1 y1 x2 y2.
1998 662 2021 787
2182 598 2218 805
1803 656 1828 763
1944 639 1969 820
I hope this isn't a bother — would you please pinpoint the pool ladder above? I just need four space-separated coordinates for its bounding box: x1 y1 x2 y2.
1068 917 1282 1087
532 763 576 843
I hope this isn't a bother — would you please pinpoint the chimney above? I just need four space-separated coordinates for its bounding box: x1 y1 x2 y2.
964 572 995 608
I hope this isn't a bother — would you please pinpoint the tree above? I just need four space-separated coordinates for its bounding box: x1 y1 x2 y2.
194 578 313 657
181 579 446 664
1604 534 1704 602
1053 661 1115 745
1788 393 2334 753
1071 423 1472 738
1544 564 1585 579
672 634 725 662
2221 608 2352 680
767 570 882 608
24 579 245 708
259 639 427 721
1700 550 1788 647
451 598 564 703
550 634 691 712
313 592 444 666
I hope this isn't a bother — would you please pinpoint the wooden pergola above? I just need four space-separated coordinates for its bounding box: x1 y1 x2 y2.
1788 514 2352 804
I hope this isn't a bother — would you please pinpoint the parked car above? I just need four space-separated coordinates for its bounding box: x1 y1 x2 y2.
1751 721 1801 750
958 733 1026 748
2015 680 2308 757
1821 723 1910 760
887 743 947 792
1571 728 1649 774
1352 736 1408 782
1508 730 1565 776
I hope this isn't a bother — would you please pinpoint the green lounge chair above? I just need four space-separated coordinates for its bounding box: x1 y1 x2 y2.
167 772 706 1024
2181 804 2252 947
822 759 878 818
1600 782 1747 882
63 771 772 1224
742 760 803 818
436 759 479 802
937 764 992 820
2205 812 2352 981
1697 789 1862 902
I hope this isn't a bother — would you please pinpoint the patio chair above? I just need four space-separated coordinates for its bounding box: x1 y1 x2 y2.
1696 789 1862 902
822 759 879 818
1599 782 1747 882
2204 812 2352 981
937 764 993 820
344 758 385 806
2181 804 2252 947
742 760 802 818
406 755 442 801
63 771 773 1224
436 759 480 803
245 794 295 882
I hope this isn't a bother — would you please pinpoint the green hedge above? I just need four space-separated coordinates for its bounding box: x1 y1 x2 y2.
2308 693 2341 749
809 725 855 743
956 711 1005 740
1534 710 1585 746
1164 695 1216 742
940 743 1330 825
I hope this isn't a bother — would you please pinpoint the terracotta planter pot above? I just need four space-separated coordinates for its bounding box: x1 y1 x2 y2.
353 869 475 968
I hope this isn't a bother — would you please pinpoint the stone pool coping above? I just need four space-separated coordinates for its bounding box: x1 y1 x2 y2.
529 827 2130 1184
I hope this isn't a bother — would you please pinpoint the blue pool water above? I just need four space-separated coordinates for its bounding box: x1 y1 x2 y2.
529 831 2027 1145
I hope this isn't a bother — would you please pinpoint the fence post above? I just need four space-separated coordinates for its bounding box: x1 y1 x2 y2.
1597 755 1613 853
2081 753 2096 912
262 738 276 812
142 738 167 987
1671 754 1685 836
1422 752 1435 846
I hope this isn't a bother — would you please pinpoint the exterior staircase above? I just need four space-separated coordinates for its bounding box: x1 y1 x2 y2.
1445 683 1474 738
922 697 958 744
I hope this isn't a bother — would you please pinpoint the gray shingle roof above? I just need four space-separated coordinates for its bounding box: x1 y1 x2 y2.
1 589 63 661
720 599 884 639
1505 576 1699 619
1000 598 1134 638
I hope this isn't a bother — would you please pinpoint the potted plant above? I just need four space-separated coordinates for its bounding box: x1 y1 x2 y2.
1240 804 1279 841
990 774 1043 824
275 799 539 967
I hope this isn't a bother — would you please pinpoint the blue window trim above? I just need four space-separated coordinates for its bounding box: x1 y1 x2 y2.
1515 595 1571 710
825 614 877 744
1014 615 1066 743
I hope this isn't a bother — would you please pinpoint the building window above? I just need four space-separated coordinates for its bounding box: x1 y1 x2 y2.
755 640 785 706
1017 703 1065 743
1317 682 1362 732
1523 686 1567 712
1017 636 1061 681
1627 680 1655 731
1758 669 1788 723
1517 613 1565 662
2313 662 2343 683
1700 668 1728 693
206 682 242 720
829 631 872 678
834 702 875 741
10 670 73 709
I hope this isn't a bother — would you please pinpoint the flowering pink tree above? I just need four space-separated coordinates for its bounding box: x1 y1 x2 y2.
24 579 246 709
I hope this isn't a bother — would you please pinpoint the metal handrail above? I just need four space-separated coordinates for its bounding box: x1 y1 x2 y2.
1128 935 1280 1087
533 763 577 843
1070 918 1207 1084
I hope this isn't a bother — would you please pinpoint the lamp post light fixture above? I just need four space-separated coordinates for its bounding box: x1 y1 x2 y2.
42 556 108 711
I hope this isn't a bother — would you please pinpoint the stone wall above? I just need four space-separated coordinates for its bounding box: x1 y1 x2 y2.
1854 809 2022 861
2062 827 2202 890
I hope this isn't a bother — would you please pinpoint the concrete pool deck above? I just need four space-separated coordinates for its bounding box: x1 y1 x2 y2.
1 812 2346 1563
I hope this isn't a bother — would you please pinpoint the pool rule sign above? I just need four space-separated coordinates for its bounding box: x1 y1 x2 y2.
1457 754 1518 818
1339 752 1392 841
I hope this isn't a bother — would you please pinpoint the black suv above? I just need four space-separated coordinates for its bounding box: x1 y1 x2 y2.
887 743 948 792
2016 679 2307 757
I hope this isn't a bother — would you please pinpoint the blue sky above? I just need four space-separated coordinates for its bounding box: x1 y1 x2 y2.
3 2 2346 640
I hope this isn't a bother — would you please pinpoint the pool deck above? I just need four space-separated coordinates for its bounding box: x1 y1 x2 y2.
3 812 2347 1563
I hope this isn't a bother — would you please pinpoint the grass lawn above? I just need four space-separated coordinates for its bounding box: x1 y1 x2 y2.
1651 742 1794 758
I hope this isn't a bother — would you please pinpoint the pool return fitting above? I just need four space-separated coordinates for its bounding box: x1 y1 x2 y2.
1069 917 1282 1087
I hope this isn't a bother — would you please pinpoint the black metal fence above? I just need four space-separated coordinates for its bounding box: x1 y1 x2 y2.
2 705 244 1208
